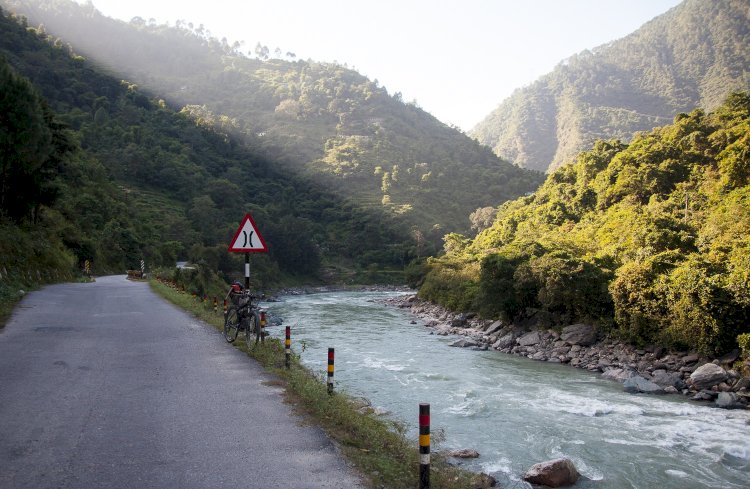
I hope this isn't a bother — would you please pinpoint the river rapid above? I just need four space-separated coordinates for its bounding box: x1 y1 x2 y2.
265 291 750 488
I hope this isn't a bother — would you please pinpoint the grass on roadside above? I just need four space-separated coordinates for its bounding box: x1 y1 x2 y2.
149 279 491 489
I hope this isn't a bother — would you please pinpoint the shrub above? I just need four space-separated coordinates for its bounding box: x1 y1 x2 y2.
609 251 681 345
738 333 750 359
666 255 749 356
520 251 613 325
419 258 479 312
476 252 526 319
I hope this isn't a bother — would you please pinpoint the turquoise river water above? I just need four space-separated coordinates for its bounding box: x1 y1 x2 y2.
265 291 750 488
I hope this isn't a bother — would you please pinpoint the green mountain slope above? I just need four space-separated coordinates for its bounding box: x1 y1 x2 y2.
0 7 414 286
2 0 543 237
472 0 750 173
421 93 750 356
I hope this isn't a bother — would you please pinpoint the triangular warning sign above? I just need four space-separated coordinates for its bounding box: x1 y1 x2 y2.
228 213 268 253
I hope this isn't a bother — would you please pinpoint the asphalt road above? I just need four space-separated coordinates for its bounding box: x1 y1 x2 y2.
0 276 365 489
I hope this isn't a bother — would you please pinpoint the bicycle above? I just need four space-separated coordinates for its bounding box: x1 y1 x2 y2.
223 282 264 347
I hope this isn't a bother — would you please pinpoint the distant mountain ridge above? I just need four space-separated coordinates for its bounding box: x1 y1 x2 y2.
2 0 542 238
471 0 750 173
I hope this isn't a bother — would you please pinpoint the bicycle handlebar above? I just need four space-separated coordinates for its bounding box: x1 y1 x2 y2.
225 289 264 302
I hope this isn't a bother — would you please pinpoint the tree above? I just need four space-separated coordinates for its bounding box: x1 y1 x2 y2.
469 206 497 233
254 42 269 60
0 58 64 222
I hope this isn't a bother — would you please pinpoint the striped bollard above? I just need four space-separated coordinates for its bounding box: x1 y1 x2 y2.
327 348 335 395
213 297 218 314
419 403 430 489
223 299 227 317
285 326 291 369
260 311 267 342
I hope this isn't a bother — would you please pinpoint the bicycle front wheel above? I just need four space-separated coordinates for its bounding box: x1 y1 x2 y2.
224 306 240 343
245 311 260 348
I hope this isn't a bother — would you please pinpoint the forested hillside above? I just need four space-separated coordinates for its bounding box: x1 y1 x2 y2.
421 94 750 356
472 0 750 173
2 0 543 238
0 7 415 289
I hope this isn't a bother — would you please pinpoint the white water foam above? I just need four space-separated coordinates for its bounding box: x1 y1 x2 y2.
665 469 689 478
540 390 645 417
443 398 487 417
480 457 513 475
361 356 407 371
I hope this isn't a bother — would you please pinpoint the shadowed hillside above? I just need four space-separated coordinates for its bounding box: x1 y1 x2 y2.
2 0 543 239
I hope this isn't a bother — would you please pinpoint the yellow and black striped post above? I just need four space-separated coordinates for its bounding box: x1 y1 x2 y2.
419 403 430 489
223 299 228 317
327 348 335 395
213 297 218 314
285 326 291 369
260 311 267 342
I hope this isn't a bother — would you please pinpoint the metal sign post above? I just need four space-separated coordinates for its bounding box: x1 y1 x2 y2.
244 253 250 289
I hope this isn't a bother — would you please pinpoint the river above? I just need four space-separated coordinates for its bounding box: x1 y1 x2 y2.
265 291 750 488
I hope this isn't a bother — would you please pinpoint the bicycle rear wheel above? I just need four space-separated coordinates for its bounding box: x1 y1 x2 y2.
224 306 240 343
245 311 260 348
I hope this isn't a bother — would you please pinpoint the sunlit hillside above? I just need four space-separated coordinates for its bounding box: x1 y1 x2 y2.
424 93 750 356
472 0 750 173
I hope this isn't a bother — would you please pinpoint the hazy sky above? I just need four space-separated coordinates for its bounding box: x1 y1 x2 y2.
82 0 683 130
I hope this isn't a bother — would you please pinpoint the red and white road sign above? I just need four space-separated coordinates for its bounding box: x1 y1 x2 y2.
228 213 268 253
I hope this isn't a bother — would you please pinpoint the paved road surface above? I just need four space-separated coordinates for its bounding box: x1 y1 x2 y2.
0 276 365 489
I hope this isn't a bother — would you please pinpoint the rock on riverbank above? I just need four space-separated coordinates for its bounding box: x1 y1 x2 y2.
383 295 750 409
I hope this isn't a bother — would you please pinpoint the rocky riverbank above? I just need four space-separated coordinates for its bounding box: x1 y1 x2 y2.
384 294 750 410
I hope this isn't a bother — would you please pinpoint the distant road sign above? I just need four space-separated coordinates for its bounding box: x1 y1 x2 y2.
228 213 268 253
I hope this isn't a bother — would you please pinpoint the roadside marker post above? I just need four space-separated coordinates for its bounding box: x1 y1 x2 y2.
285 326 291 369
327 348 335 395
419 403 430 489
259 311 267 342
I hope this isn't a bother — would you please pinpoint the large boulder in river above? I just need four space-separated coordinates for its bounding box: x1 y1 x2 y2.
650 370 685 390
523 458 580 487
485 320 506 336
517 331 542 346
560 324 597 346
449 338 479 348
451 313 469 328
690 363 728 390
601 368 636 383
623 375 666 394
447 448 480 458
715 392 746 409
493 333 516 350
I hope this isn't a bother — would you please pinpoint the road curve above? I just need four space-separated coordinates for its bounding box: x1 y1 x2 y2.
0 276 365 489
